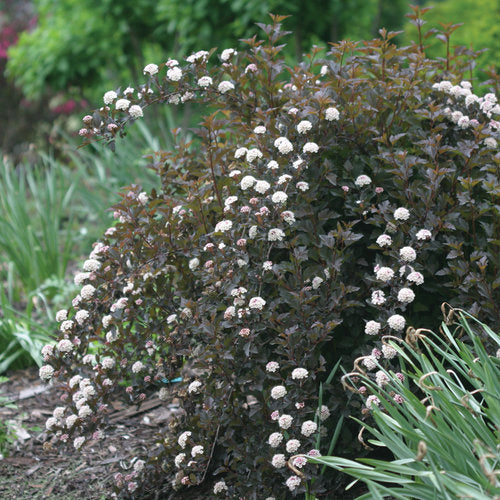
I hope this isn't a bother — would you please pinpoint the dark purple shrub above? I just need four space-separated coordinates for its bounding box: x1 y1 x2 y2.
40 14 499 499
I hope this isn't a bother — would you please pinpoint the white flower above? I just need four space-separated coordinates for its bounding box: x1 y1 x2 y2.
320 64 328 75
167 66 183 81
266 361 279 372
74 272 89 285
281 211 295 224
382 344 397 359
365 320 381 335
271 454 286 468
75 310 89 325
167 314 177 324
296 181 309 191
484 137 497 148
296 120 312 134
224 196 238 207
74 436 85 449
174 453 186 467
267 160 279 170
143 63 159 75
274 137 293 154
248 225 258 239
271 385 287 399
214 220 232 232
376 234 392 247
189 258 200 270
57 339 74 353
291 368 308 380
278 414 293 429
376 267 394 282
394 207 410 221
218 81 234 93
318 405 330 421
277 174 292 185
129 105 143 118
41 344 54 359
69 375 82 389
438 80 452 92
78 405 92 418
198 76 213 87
83 259 101 272
188 381 202 394
268 432 283 448
400 246 416 262
303 142 319 153
80 284 96 300
101 357 115 369
213 480 228 494
55 309 67 322
191 445 204 457
292 158 304 170
268 228 285 241
254 125 266 134
312 277 323 289
102 315 112 328
366 395 380 409
224 306 236 319
407 271 424 285
363 356 377 370
45 417 57 431
416 229 431 241
115 99 130 110
271 191 287 204
178 431 192 449
234 147 247 159
221 48 237 61
131 361 144 373
249 296 266 310
286 439 300 453
286 475 302 491
246 148 263 163
65 414 78 429
388 314 406 331
103 90 118 104
397 288 415 303
355 175 372 187
325 107 340 121
254 180 270 194
375 370 389 387
59 320 73 333
240 175 256 190
301 420 318 437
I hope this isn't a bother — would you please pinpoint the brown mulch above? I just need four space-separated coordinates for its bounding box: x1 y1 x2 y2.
0 366 179 500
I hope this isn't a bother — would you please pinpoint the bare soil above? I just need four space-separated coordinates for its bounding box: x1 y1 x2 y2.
0 367 171 500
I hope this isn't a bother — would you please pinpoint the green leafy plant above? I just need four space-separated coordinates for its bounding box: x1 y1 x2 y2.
306 310 500 499
36 12 499 499
0 376 18 458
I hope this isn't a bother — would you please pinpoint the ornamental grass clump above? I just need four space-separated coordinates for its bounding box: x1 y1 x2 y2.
39 13 499 498
306 309 500 499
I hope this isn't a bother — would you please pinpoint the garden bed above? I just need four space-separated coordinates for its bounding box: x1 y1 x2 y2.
0 367 179 499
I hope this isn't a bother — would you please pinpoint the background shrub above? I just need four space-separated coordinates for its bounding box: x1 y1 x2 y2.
39 14 499 498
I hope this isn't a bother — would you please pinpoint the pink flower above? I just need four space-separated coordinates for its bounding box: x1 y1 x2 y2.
239 328 250 337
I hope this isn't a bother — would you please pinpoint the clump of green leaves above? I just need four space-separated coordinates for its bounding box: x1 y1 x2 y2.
307 310 500 499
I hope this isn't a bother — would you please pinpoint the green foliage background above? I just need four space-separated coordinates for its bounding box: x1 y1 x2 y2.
7 0 409 99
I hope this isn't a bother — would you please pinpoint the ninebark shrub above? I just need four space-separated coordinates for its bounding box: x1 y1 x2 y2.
40 14 499 499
